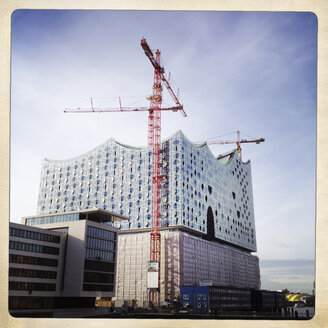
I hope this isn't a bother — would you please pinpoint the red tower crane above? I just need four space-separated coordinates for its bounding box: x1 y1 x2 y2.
64 38 186 306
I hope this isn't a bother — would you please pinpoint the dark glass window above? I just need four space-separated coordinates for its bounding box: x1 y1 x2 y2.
208 185 212 194
83 284 113 292
9 281 56 292
9 267 57 279
84 259 115 273
10 227 60 243
9 254 58 267
83 271 114 284
86 237 115 251
9 240 59 255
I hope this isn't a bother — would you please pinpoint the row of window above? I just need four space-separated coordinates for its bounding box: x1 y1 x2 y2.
210 288 251 294
46 158 159 176
83 283 114 292
9 281 56 292
86 237 115 251
85 248 115 262
84 259 115 273
83 271 114 284
86 225 116 241
211 302 250 307
43 189 156 204
49 227 69 233
9 254 58 267
10 227 61 244
26 213 79 226
45 168 154 186
9 267 57 279
46 151 155 174
9 241 59 255
211 296 249 301
43 181 246 214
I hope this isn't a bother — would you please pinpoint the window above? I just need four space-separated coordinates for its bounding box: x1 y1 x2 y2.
10 227 60 243
9 281 56 292
83 284 113 292
9 267 57 279
9 240 59 255
9 254 58 267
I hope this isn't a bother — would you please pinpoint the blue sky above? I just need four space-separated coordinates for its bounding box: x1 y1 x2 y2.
10 10 317 293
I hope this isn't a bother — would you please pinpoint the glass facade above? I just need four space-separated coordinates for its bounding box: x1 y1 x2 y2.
10 227 61 243
86 225 116 241
9 267 57 279
9 254 58 267
25 213 79 226
9 281 56 292
85 225 116 261
37 131 257 251
9 240 59 255
49 227 69 233
83 225 116 292
85 248 114 262
86 237 115 251
84 259 115 272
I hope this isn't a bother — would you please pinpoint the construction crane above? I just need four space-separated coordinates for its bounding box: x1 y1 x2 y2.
197 131 264 161
64 38 186 307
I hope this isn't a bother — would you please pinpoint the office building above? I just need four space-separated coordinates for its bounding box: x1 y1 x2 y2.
9 209 125 313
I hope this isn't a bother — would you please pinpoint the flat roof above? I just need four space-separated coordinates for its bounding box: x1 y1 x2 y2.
118 225 205 236
22 208 128 223
118 226 253 252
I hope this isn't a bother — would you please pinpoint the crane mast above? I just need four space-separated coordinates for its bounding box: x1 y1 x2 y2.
64 38 185 307
140 38 185 307
147 45 162 307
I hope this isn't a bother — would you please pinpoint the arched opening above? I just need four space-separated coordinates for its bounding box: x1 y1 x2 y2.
206 206 215 241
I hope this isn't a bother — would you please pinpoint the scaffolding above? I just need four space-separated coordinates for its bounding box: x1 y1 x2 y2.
115 230 260 305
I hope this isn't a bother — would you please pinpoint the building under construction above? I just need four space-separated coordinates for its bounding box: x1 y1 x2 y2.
36 130 261 304
32 38 261 305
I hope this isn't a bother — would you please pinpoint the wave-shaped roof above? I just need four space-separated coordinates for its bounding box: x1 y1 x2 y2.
44 130 250 165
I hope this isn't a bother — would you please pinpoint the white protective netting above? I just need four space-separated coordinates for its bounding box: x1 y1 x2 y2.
115 230 260 304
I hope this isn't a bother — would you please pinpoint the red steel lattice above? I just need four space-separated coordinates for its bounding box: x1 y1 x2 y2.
65 38 186 306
